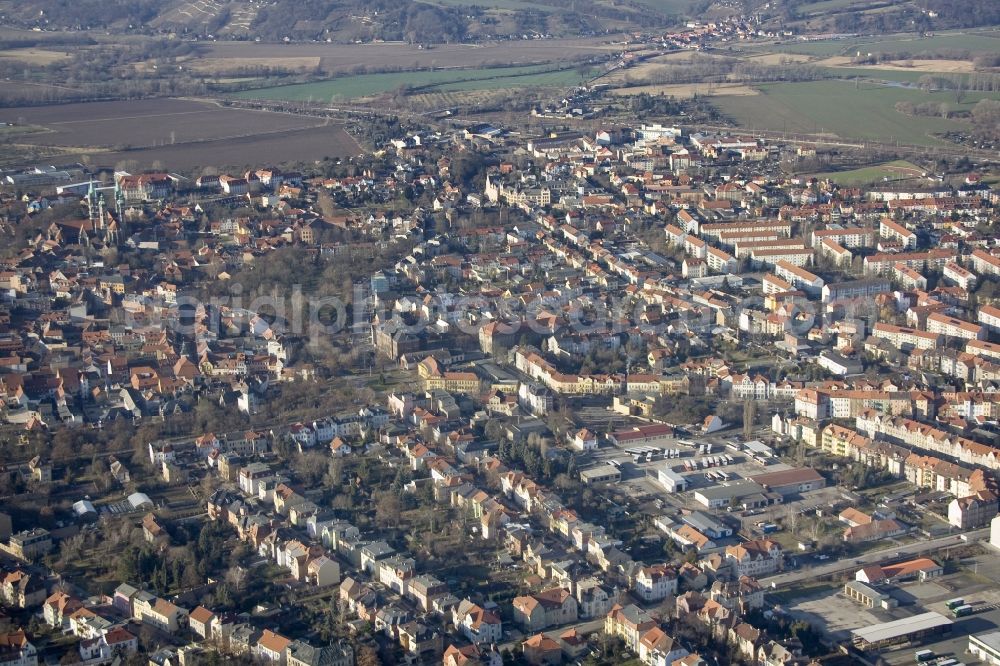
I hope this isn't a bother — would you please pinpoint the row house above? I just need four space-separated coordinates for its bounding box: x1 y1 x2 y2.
855 410 1000 471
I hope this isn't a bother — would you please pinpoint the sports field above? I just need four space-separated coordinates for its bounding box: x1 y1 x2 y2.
809 160 924 186
712 79 1000 146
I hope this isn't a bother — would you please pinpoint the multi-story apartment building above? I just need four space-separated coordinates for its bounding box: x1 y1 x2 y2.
879 217 917 249
811 227 875 249
872 323 941 350
926 312 985 342
864 249 955 275
971 249 1000 277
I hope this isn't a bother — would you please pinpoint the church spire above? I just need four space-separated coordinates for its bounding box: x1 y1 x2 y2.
86 180 98 223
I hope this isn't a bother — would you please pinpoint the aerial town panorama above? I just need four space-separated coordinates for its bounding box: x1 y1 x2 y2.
0 0 999 665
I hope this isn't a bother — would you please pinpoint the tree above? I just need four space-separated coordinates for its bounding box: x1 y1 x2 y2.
317 189 338 219
323 458 344 489
294 450 327 487
356 645 381 666
226 564 248 592
374 491 402 529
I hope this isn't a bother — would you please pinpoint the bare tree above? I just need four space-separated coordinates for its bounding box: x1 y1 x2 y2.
226 564 248 592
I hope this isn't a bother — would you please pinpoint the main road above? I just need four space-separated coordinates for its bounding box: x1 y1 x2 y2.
761 528 990 588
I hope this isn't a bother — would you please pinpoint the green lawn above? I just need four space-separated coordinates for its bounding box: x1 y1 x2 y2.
232 64 583 101
810 159 924 186
712 79 1000 146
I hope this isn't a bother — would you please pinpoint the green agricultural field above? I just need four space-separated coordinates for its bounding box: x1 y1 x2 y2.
823 67 937 84
627 0 696 14
428 66 594 91
797 0 869 14
855 31 1000 54
754 37 871 56
761 30 1000 57
810 159 924 186
422 0 555 11
712 79 1000 146
231 64 581 102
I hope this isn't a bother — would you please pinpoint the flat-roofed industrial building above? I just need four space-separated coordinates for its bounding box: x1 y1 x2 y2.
580 465 622 485
843 581 896 610
970 631 1000 665
851 612 952 650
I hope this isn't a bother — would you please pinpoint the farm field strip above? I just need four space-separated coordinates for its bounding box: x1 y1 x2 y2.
752 30 1000 57
711 79 1000 147
230 63 587 101
71 125 361 172
0 97 360 171
201 37 626 74
609 82 758 97
0 99 328 149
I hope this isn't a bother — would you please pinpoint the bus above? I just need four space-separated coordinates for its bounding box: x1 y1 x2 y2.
914 649 935 662
952 604 974 618
945 598 964 610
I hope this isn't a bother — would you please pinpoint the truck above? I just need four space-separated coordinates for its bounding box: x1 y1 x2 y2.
913 649 934 662
945 598 964 610
952 604 974 618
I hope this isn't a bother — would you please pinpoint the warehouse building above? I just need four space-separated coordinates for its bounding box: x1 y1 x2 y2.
970 631 1000 665
843 581 896 610
851 612 952 650
657 467 688 493
749 467 826 497
580 465 622 485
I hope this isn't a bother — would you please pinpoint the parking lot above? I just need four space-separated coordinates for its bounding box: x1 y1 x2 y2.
786 588 887 642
